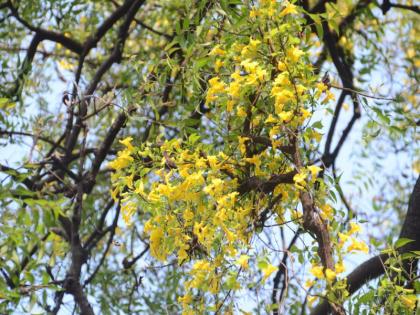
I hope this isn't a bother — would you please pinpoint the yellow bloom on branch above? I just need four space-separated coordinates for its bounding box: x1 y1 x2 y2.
338 232 349 246
237 255 250 269
310 265 324 279
262 264 278 281
237 106 247 118
119 136 134 151
183 208 194 222
349 222 362 235
280 2 298 17
307 165 322 179
206 77 226 104
150 227 166 261
277 61 287 72
214 59 224 72
121 201 136 225
265 114 278 124
347 238 369 253
108 150 133 170
209 45 226 56
335 261 346 274
400 295 417 310
287 46 305 62
278 111 293 122
293 171 307 190
320 204 334 220
238 136 250 155
325 268 336 282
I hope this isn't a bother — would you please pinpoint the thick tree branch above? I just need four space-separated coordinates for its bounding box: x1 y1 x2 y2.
238 171 297 195
6 1 83 54
311 175 420 314
292 134 345 315
381 0 420 14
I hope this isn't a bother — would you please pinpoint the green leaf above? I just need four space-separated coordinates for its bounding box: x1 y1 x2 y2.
358 291 374 303
395 238 414 249
372 107 391 125
312 120 323 129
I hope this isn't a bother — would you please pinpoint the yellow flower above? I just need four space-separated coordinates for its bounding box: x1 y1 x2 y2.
134 180 145 197
183 208 194 222
108 150 133 170
192 259 212 272
223 226 236 243
335 261 345 274
400 294 417 310
300 108 311 121
227 100 235 112
287 46 304 62
58 59 74 70
120 136 134 151
110 186 119 202
278 111 293 122
206 77 226 104
241 59 259 73
316 82 328 92
214 59 224 72
249 38 261 48
178 294 192 306
325 268 336 282
150 227 166 261
322 90 336 103
347 238 369 253
123 174 135 189
348 222 361 235
274 73 291 86
244 154 262 168
237 106 247 118
238 136 250 155
272 89 294 113
178 247 189 263
265 114 278 124
310 265 324 279
307 165 322 179
293 171 307 190
249 7 258 18
277 61 287 72
237 255 249 269
280 2 298 17
291 210 302 221
342 102 349 111
296 84 307 95
209 45 226 56
406 48 415 59
262 264 278 281
121 201 136 225
320 204 333 220
227 81 241 98
338 232 349 245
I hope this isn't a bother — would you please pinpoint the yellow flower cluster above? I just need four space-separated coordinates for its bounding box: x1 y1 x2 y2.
108 1 361 312
338 222 369 253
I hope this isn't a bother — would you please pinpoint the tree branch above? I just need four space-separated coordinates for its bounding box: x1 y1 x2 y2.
6 1 83 54
311 175 420 314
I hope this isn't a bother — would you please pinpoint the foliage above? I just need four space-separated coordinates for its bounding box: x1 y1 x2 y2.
0 0 419 314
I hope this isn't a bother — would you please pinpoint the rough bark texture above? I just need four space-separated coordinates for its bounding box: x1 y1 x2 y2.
311 175 420 315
